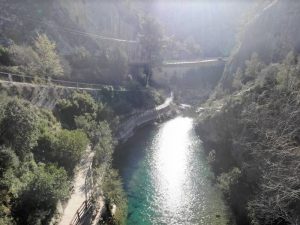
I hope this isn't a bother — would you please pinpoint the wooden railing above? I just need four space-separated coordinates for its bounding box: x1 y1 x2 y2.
69 164 95 225
70 199 93 225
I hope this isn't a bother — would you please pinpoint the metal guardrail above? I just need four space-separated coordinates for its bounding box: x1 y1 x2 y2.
0 71 130 92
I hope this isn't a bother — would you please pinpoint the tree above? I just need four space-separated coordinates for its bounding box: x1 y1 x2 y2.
107 47 128 84
0 46 11 66
0 99 38 157
33 33 63 77
232 67 244 90
8 44 40 75
100 169 127 225
93 121 114 165
13 164 69 225
245 53 264 80
276 51 299 90
139 17 165 84
0 146 19 177
55 92 98 129
34 129 88 175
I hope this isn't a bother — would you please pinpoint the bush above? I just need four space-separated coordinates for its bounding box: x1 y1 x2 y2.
0 99 38 157
217 167 241 194
8 33 63 78
55 92 97 129
33 33 63 77
13 164 69 225
101 169 127 225
245 53 264 80
8 44 40 75
0 46 11 66
0 146 19 177
93 122 114 165
34 129 88 175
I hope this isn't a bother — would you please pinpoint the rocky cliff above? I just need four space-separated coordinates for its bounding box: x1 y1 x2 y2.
220 0 300 91
196 1 300 224
0 0 140 55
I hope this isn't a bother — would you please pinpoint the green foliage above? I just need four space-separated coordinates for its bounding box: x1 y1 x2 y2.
13 164 69 225
276 51 300 90
199 51 300 224
0 146 19 177
245 53 264 80
232 67 243 90
101 169 127 225
0 216 16 225
75 114 100 145
93 121 114 165
139 16 165 84
140 16 164 66
35 129 88 175
67 46 128 84
217 167 241 194
0 98 38 157
33 33 63 77
55 92 98 129
8 44 40 75
106 48 128 84
8 33 63 77
0 46 11 66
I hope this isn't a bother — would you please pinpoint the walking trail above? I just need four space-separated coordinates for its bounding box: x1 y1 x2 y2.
59 146 95 225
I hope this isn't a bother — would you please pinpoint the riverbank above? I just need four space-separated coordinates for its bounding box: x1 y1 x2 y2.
116 93 174 142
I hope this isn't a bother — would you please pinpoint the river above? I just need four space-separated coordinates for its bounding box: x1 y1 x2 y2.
114 116 230 225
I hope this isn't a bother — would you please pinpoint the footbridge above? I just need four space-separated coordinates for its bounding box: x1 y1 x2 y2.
129 58 228 80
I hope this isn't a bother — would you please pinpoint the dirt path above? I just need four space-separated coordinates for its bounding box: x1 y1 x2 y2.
59 146 95 225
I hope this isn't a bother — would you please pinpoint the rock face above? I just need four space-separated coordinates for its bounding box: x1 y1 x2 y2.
0 0 140 55
220 0 300 90
196 1 300 224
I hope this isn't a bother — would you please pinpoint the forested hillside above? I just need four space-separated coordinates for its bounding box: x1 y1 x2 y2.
196 1 300 224
0 0 155 85
0 88 132 224
0 1 167 224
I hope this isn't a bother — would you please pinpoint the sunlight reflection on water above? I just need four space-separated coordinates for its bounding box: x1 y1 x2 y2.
153 117 193 211
115 116 230 225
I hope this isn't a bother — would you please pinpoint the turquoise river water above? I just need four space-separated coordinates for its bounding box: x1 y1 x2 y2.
114 116 230 225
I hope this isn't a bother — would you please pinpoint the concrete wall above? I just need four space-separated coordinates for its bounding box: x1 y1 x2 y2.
116 97 172 142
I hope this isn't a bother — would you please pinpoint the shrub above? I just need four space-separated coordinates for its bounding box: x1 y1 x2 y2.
34 129 88 175
8 44 40 75
0 46 11 66
33 33 63 77
0 146 19 177
217 167 241 194
245 53 264 80
0 99 38 157
101 169 127 225
13 164 69 225
93 121 114 165
55 92 97 129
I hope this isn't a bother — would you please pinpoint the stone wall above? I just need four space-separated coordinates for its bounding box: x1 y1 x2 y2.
116 95 173 142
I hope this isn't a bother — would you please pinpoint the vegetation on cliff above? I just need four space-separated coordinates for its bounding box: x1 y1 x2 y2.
194 2 300 224
197 51 300 225
0 87 131 225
